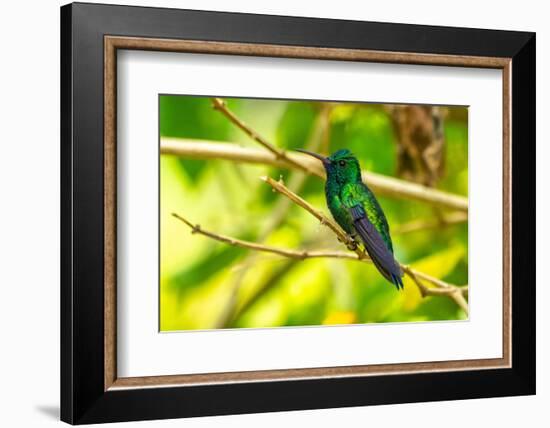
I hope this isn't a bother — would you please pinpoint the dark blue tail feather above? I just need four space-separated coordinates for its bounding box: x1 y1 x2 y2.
391 273 404 290
349 205 404 291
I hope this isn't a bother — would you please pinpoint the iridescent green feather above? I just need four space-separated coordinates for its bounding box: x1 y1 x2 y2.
340 182 393 253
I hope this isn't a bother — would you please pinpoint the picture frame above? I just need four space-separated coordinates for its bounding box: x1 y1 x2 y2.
60 2 535 424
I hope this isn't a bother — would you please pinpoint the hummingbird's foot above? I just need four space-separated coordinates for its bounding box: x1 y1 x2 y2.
346 237 358 251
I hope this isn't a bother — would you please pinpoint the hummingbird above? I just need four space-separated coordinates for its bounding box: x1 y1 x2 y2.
297 148 404 289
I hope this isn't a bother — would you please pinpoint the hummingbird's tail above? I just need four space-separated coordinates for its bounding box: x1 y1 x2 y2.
349 206 404 290
391 272 404 290
369 249 404 290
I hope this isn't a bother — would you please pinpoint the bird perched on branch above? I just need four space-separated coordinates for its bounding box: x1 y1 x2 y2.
296 148 404 289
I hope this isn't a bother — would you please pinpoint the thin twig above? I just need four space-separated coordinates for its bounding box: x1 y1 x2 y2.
451 291 469 314
411 268 462 291
211 97 317 175
260 176 369 255
402 266 468 313
161 138 468 212
171 213 372 262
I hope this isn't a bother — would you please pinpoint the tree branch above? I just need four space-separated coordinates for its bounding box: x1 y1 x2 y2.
260 176 361 251
401 266 469 313
211 97 318 175
161 138 468 212
172 213 367 261
172 208 468 315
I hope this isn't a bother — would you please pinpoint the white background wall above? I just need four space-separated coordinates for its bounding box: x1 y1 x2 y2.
0 0 545 426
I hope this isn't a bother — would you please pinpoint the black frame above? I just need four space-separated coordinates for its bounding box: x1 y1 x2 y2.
61 2 535 424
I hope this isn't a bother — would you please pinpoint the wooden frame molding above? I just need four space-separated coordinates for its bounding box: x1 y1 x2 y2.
104 35 512 391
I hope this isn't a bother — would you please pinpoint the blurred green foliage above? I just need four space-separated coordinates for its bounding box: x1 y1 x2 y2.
160 96 468 331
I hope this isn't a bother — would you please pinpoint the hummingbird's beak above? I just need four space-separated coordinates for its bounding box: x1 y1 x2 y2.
295 149 330 166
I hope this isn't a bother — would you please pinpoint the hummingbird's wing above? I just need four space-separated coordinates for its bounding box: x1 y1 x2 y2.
349 205 404 289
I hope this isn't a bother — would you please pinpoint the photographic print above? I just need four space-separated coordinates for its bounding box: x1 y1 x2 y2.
62 6 535 422
159 96 469 331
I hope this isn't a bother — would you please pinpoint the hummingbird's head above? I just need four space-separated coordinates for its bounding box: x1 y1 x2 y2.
296 148 362 184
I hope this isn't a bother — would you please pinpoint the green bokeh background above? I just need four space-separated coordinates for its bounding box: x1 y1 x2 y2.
159 96 468 331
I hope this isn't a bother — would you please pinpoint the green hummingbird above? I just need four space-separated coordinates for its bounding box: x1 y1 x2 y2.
297 148 404 289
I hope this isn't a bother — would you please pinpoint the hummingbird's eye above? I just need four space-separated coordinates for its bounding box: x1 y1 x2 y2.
339 160 346 167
